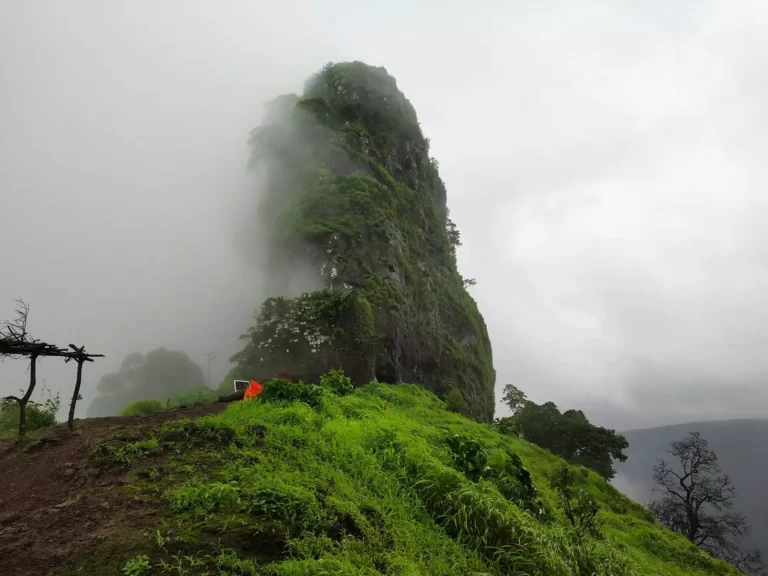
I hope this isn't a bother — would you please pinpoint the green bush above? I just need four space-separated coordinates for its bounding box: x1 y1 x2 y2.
320 369 353 396
119 399 165 416
259 378 324 408
443 386 472 418
492 415 519 437
122 554 151 576
551 466 602 536
0 394 60 437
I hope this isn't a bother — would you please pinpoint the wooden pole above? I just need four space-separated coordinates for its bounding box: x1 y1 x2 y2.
67 359 84 431
18 353 38 437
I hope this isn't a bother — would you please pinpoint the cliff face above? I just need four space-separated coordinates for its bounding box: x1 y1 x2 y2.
232 62 495 420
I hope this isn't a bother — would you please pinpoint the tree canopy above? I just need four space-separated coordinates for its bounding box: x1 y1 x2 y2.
496 393 628 480
87 348 206 417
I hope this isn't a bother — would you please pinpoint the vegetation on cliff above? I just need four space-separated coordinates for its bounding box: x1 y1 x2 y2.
230 62 495 420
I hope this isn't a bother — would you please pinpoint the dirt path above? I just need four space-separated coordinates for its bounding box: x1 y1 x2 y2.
0 404 226 576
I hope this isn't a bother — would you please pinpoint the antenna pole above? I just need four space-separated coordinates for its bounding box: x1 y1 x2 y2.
205 352 217 388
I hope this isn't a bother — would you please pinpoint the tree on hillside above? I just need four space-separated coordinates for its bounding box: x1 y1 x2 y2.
501 384 528 414
512 400 628 480
649 432 765 575
87 348 206 417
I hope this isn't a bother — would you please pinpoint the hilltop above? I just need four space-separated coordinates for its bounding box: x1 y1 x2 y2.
0 382 737 575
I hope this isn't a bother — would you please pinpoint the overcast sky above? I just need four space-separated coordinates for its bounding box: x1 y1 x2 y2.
1 1 767 429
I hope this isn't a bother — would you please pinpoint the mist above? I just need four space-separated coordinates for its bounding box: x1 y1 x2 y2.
2 1 767 429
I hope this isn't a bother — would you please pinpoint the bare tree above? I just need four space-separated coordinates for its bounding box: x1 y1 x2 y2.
649 432 765 575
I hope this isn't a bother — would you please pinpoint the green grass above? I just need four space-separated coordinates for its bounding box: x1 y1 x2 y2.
119 388 219 417
94 382 736 575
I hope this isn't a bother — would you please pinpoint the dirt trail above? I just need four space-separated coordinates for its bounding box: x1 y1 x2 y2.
0 404 226 576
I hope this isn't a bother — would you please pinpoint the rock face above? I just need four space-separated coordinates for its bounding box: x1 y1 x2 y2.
231 62 495 420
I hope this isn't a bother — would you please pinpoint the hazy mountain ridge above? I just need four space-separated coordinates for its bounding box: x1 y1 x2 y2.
613 419 768 557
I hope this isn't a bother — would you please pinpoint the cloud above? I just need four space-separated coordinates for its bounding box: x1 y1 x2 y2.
2 1 767 428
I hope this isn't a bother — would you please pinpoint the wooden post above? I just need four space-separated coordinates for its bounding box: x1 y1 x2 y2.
68 359 84 431
18 353 39 437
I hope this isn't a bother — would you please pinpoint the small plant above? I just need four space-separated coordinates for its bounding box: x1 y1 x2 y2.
551 466 602 536
446 433 489 482
493 449 548 518
122 554 151 576
320 368 353 396
166 482 241 520
94 437 161 465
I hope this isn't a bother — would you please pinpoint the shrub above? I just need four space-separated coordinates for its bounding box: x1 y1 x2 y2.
260 378 324 408
122 554 151 576
492 415 519 437
551 466 602 536
0 394 60 437
442 386 471 417
446 433 489 482
320 369 353 396
119 399 165 417
447 433 546 518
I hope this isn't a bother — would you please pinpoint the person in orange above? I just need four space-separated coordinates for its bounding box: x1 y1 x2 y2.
244 380 263 400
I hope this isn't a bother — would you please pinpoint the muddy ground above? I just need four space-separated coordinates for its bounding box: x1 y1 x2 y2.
0 404 226 576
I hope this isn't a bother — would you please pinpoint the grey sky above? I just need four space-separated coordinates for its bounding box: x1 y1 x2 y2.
1 1 767 429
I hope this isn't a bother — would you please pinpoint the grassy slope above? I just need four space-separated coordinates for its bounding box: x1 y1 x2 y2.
97 384 736 576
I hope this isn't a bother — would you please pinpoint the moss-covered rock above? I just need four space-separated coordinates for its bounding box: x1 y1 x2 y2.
234 62 495 420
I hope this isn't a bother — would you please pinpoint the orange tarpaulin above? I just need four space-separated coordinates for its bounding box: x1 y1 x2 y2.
244 380 263 400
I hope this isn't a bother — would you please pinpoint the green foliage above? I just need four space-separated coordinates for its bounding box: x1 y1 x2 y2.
119 399 165 417
501 383 528 414
442 386 472 418
492 415 519 436
94 437 160 466
259 378 324 408
446 433 491 482
231 290 377 388
122 554 151 576
94 382 736 575
118 387 217 417
513 400 629 479
319 369 353 396
446 433 546 518
167 482 241 520
0 393 60 437
552 466 602 536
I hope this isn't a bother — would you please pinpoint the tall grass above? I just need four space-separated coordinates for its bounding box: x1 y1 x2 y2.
105 381 736 576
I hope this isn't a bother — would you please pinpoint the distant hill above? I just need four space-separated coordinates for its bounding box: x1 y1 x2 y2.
613 419 768 556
